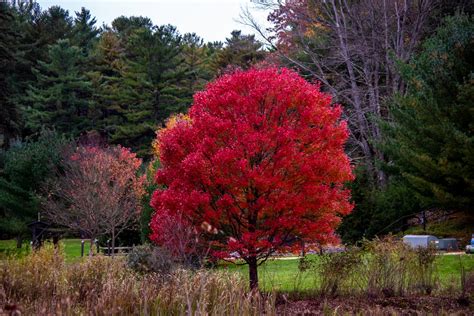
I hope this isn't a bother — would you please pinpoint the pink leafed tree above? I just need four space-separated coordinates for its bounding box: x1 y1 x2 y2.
43 144 144 255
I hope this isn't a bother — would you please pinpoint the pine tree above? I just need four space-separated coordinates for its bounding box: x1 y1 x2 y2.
111 15 153 38
89 31 128 139
385 14 474 213
71 7 100 54
109 23 189 157
31 6 73 61
25 39 94 136
92 20 222 157
6 1 42 106
90 28 153 156
132 24 187 120
181 33 216 95
0 130 68 246
8 2 76 138
0 2 21 148
214 30 266 72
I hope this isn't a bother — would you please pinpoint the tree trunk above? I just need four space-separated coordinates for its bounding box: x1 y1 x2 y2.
16 235 22 248
111 230 115 258
422 210 427 232
248 256 259 290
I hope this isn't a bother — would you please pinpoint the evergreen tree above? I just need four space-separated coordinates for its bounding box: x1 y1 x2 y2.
89 31 128 139
109 23 188 157
130 24 187 120
1 3 229 158
71 7 100 54
181 33 216 95
0 2 21 148
92 21 211 157
385 14 474 213
0 130 68 246
338 167 421 243
7 0 42 111
90 26 154 157
214 30 266 72
8 2 76 138
111 15 153 39
25 39 94 136
31 5 73 60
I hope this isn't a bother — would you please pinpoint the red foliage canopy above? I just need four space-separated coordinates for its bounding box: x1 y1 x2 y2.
150 68 353 286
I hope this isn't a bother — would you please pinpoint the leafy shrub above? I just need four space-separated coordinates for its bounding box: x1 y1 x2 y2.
312 249 362 296
362 237 414 297
127 245 174 274
412 245 438 294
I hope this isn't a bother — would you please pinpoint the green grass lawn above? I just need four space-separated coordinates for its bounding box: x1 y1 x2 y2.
221 254 474 292
436 254 474 285
220 258 315 292
0 238 94 262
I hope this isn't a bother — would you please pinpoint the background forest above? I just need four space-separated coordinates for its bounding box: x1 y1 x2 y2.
0 0 473 247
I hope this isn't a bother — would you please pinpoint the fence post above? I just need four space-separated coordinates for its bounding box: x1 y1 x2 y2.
95 238 99 255
81 239 85 257
107 239 111 256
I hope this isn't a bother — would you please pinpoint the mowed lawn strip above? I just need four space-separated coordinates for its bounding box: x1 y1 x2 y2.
220 257 315 292
436 254 474 286
220 254 474 292
0 238 93 262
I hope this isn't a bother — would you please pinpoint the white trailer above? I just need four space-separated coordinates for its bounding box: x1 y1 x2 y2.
402 235 439 248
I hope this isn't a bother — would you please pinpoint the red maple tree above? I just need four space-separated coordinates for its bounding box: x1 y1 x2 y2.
150 67 354 288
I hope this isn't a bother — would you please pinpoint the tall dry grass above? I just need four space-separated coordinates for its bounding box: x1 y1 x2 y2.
0 245 275 315
301 237 438 297
362 237 437 296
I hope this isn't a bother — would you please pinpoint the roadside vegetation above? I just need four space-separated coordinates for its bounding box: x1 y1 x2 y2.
1 238 473 314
